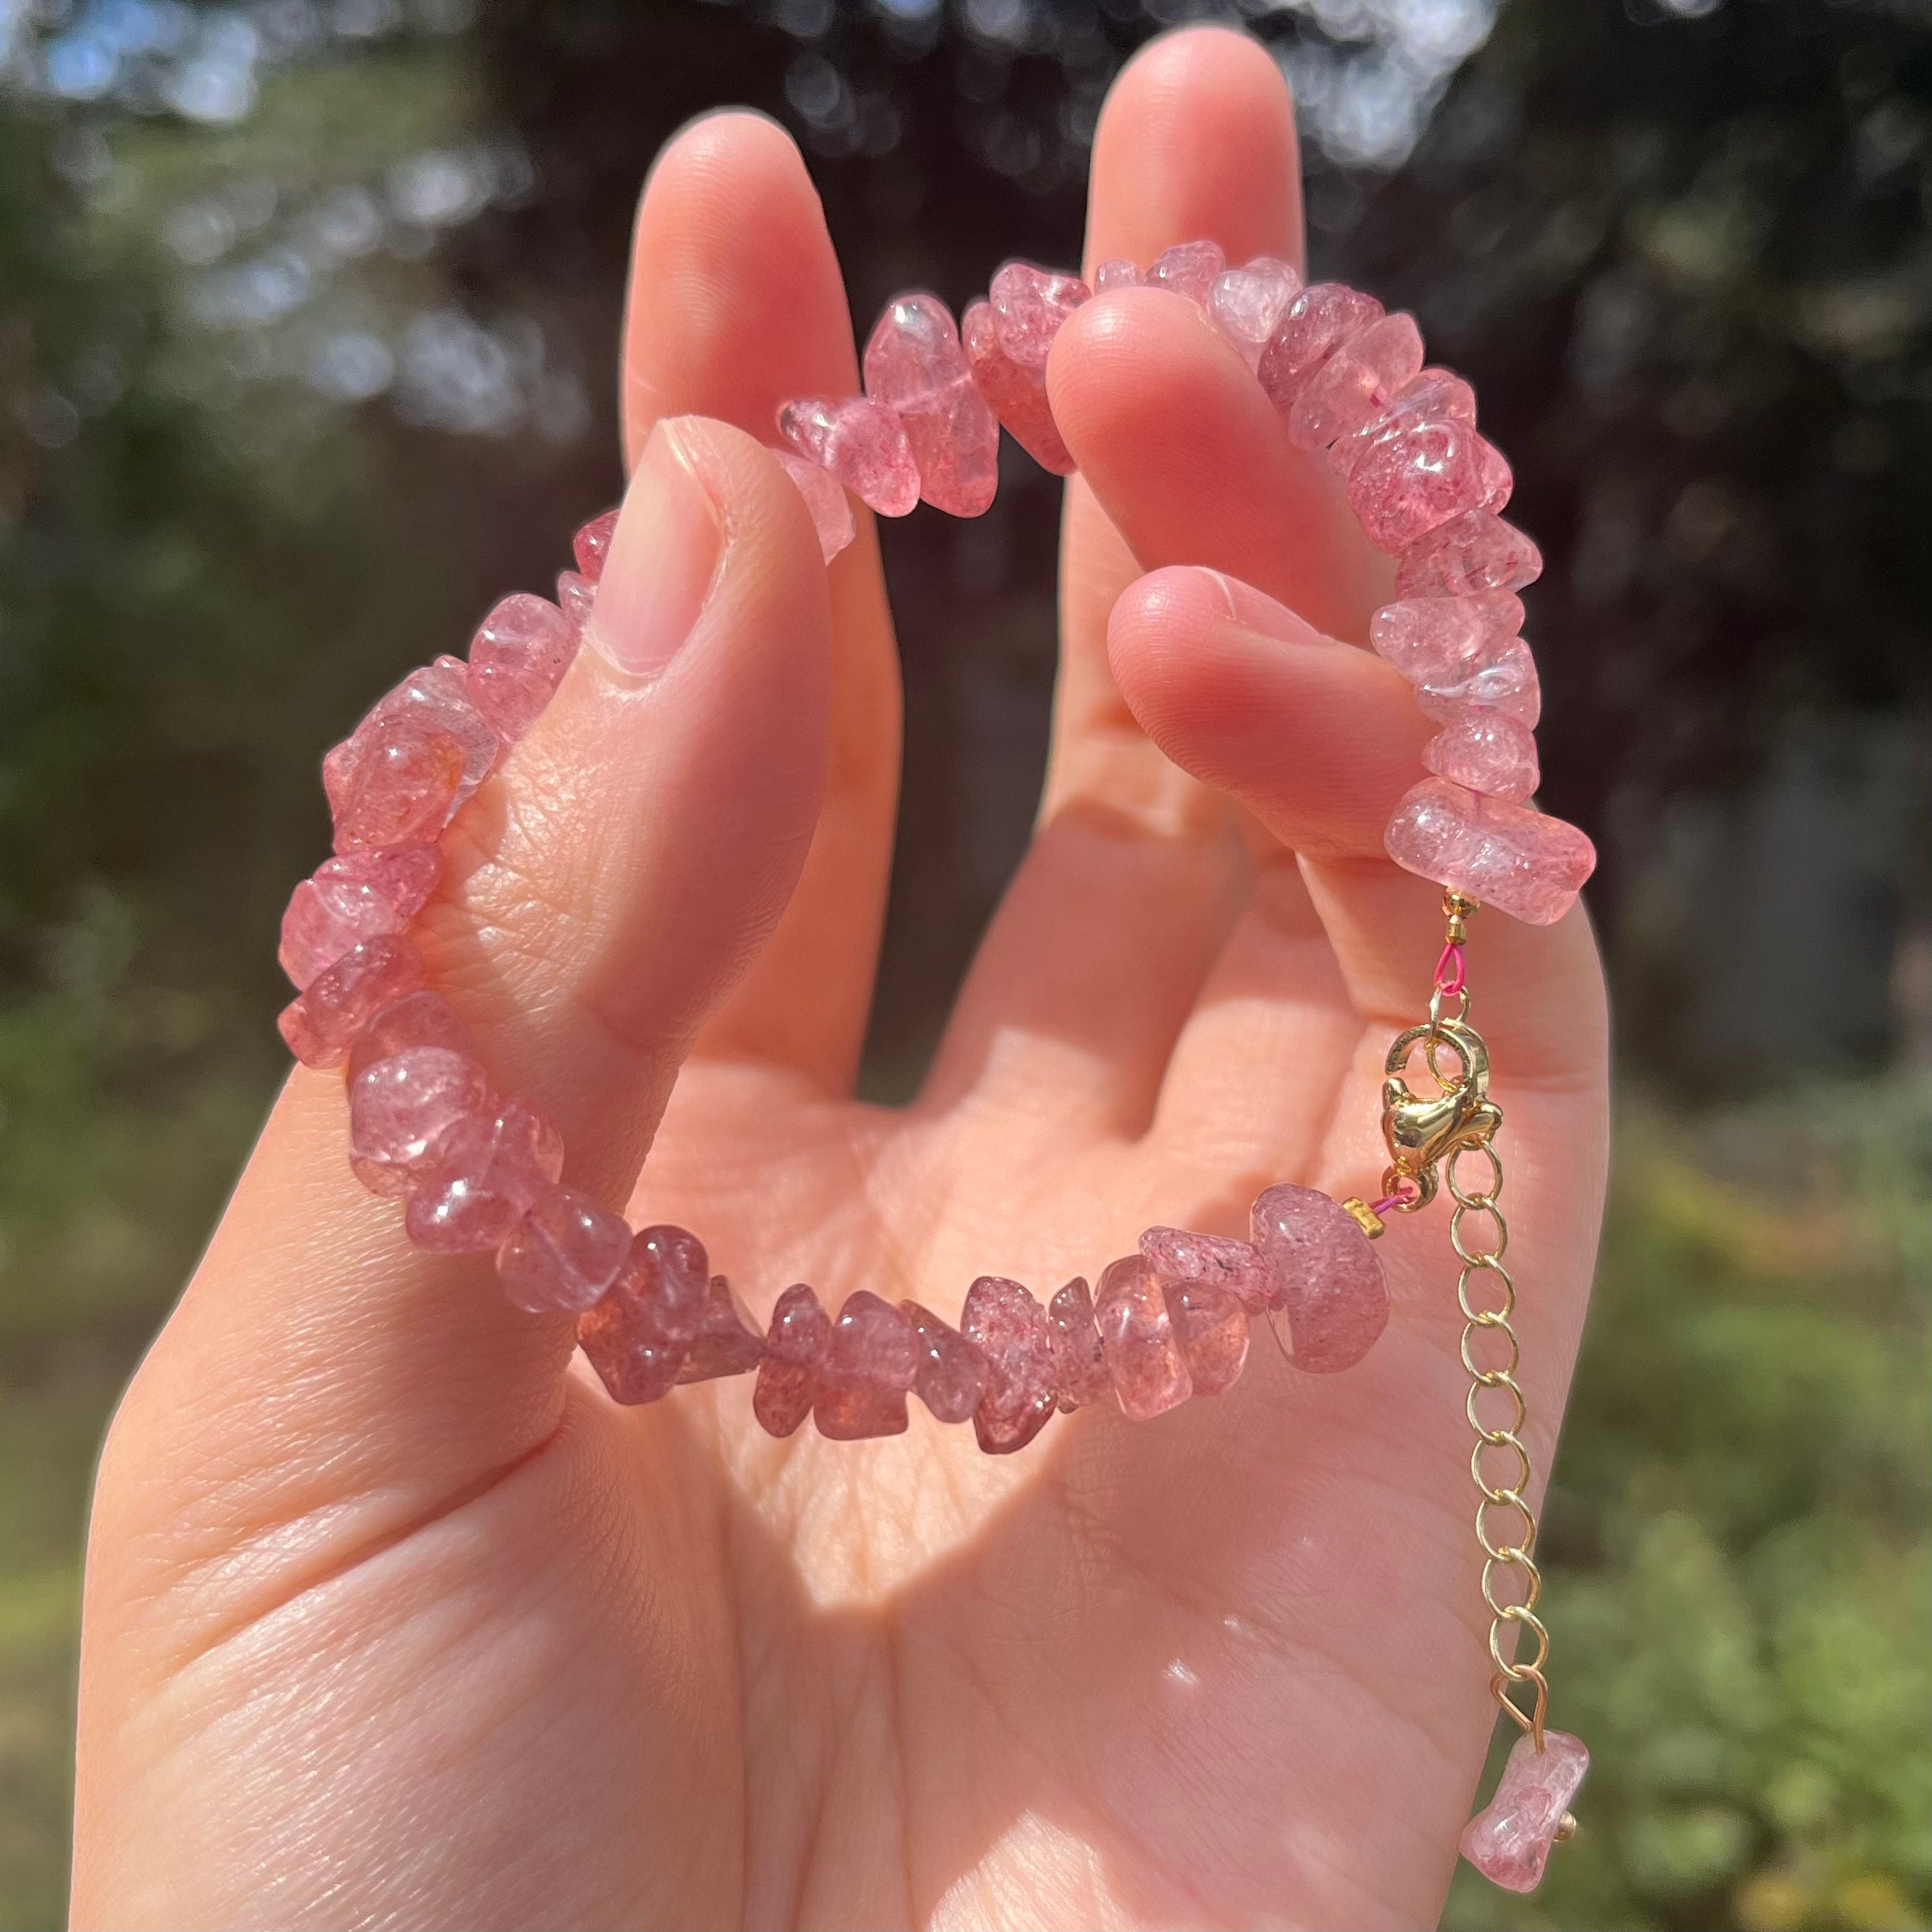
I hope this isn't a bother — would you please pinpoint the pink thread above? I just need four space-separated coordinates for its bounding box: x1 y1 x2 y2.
1372 1180 1420 1216
1434 942 1466 997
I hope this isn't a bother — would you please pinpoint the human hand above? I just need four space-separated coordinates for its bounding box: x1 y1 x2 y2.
72 27 1608 1930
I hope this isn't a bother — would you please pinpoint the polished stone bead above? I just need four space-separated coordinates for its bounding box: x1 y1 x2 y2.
347 988 473 1081
677 1275 766 1383
1092 257 1140 292
405 1097 564 1251
962 297 1075 474
498 1185 631 1316
1395 510 1544 597
572 509 619 581
279 933 427 1068
1257 284 1385 412
1385 779 1596 927
1288 312 1426 451
1163 1279 1250 1396
814 1289 919 1440
1331 366 1479 481
324 716 469 853
1139 1225 1273 1315
1250 1183 1389 1373
1424 710 1541 803
1347 415 1514 553
348 1045 492 1198
1047 1277 1112 1411
1415 637 1542 729
466 592 579 744
1146 238 1226 304
900 1300 990 1426
987 260 1090 368
1369 593 1525 687
770 447 856 562
576 1223 710 1403
754 1283 832 1437
279 843 442 990
864 292 1000 518
1095 1254 1193 1422
961 1275 1058 1454
366 657 500 808
777 395 920 519
556 570 596 631
1460 1731 1589 1893
1209 255 1301 367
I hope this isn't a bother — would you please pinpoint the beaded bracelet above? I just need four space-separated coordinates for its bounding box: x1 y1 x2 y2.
274 242 1592 1893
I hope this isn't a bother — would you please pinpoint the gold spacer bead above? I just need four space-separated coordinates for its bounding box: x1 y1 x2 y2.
1553 1812 1578 1845
1340 1196 1386 1239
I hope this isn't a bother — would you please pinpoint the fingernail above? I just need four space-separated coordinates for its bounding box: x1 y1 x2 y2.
587 420 723 681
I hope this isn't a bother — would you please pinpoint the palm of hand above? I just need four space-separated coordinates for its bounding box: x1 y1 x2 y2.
73 31 1607 1932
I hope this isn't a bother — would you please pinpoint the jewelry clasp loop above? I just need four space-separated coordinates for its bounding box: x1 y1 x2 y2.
1380 1015 1502 1208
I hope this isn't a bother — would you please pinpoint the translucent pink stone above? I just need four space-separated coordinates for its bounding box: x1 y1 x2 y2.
1163 1280 1250 1396
987 260 1090 368
864 293 999 519
497 1185 630 1316
1094 1254 1192 1422
1460 1731 1589 1893
466 592 579 745
572 509 619 582
1395 510 1544 597
677 1275 765 1383
778 395 919 519
1348 416 1513 552
1047 1277 1111 1411
1093 258 1140 293
770 447 856 563
1209 256 1302 367
556 569 596 630
365 657 500 807
962 298 1075 474
279 843 441 990
323 717 468 853
1415 637 1542 729
1369 593 1524 686
405 1098 563 1251
1424 710 1540 803
1330 365 1479 480
348 1044 492 1198
960 1275 1057 1454
754 1283 831 1437
1139 1226 1273 1315
1257 284 1385 412
347 988 473 1080
1385 779 1596 927
1249 1183 1389 1373
900 1300 990 1425
1146 238 1226 305
577 1224 709 1403
1287 313 1426 452
814 1289 919 1440
278 933 426 1068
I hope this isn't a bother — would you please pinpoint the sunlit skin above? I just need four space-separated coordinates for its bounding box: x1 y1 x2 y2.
71 28 1608 1932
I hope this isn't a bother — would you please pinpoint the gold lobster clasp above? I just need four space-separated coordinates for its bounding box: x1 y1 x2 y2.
1379 1014 1502 1208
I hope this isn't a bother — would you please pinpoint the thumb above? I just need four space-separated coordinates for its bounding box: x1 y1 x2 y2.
84 417 831 1654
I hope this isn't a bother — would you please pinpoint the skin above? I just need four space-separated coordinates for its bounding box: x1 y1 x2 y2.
71 28 1609 1932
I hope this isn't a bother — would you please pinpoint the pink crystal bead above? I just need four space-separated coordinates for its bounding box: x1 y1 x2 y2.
1146 238 1226 305
1369 593 1525 687
901 1300 990 1426
987 260 1090 368
864 293 999 519
279 843 441 990
1415 638 1542 729
1095 1254 1192 1422
1257 284 1385 413
778 395 920 519
405 1097 563 1251
348 1044 492 1198
556 570 596 631
960 1275 1057 1454
365 657 500 807
1329 365 1480 481
814 1289 919 1440
1140 1226 1272 1316
323 716 468 853
1092 258 1140 292
577 1224 710 1402
1287 312 1426 452
962 298 1075 475
754 1283 832 1437
1209 256 1302 367
466 592 580 745
278 933 426 1068
1164 1280 1250 1395
1424 710 1541 803
572 509 619 582
677 1275 765 1383
347 987 472 1080
1250 1184 1389 1373
769 447 856 563
1047 1277 1111 1411
1460 1731 1589 1893
1347 416 1513 553
1395 510 1544 597
1385 779 1596 927
498 1185 631 1316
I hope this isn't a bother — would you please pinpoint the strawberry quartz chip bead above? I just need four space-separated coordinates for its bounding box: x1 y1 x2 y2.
753 1283 832 1437
1209 255 1302 367
815 1289 921 1440
864 293 1000 519
405 1097 564 1251
768 447 856 563
1145 238 1226 304
1092 258 1139 292
1140 1225 1272 1315
1095 1254 1192 1421
1461 1731 1590 1893
323 716 470 853
363 657 501 807
1385 779 1597 928
279 933 426 1068
1287 311 1426 452
1257 283 1385 413
677 1275 766 1384
901 1300 990 1425
555 571 596 630
1251 1184 1389 1373
988 259 1090 365
572 509 619 580
1396 508 1544 598
1347 415 1513 553
348 1044 493 1198
466 592 579 745
960 1275 1057 1453
1416 641 1542 730
1047 1278 1112 1410
966 261 1091 475
1369 592 1523 685
498 1186 632 1316
1424 710 1541 803
279 843 442 990
778 396 920 519
578 1225 710 1401
348 988 473 1077
1163 1280 1250 1395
